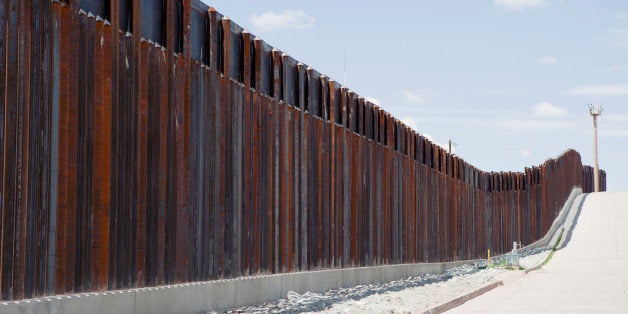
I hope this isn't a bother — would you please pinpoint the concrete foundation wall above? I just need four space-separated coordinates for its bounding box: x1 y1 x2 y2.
522 188 583 251
0 260 474 313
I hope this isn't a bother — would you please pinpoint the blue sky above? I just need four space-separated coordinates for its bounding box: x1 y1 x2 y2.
201 0 628 191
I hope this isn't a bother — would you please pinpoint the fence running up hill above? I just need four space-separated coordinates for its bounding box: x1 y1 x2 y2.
0 0 605 301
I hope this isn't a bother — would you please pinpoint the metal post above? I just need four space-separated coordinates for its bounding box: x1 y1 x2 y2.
448 139 456 154
589 105 603 192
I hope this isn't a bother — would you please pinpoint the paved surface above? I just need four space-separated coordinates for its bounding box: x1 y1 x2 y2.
450 192 628 313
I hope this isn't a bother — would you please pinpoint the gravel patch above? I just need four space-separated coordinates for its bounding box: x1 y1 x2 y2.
226 249 551 313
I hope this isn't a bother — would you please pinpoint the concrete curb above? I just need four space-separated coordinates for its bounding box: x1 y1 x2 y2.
520 188 583 252
524 192 587 274
0 260 478 313
422 188 585 313
421 281 504 314
525 263 543 274
524 250 552 274
554 193 588 250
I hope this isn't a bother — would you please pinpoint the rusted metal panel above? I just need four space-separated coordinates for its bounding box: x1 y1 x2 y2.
0 0 608 301
367 137 376 265
278 97 289 272
24 0 40 298
13 0 32 300
174 0 192 283
334 124 345 266
250 92 262 274
118 33 139 289
320 83 331 266
0 3 6 291
75 12 96 292
270 93 280 273
188 59 204 281
287 106 297 271
241 85 252 276
59 2 82 294
92 13 112 292
261 93 273 271
34 0 53 297
129 9 141 286
328 80 337 267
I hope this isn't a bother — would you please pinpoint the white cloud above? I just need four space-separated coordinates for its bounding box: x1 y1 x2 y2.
566 84 628 96
497 119 570 130
249 10 315 31
607 29 628 35
483 88 530 95
606 29 628 50
597 65 628 73
536 55 556 65
617 13 628 19
366 97 380 106
606 114 628 122
400 90 427 104
521 148 532 158
600 130 628 138
494 0 550 10
401 117 418 131
423 133 450 151
532 102 567 118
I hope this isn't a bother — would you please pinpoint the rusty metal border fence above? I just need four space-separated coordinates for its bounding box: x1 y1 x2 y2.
0 0 605 301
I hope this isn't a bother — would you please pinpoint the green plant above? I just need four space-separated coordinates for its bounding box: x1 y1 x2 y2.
539 227 565 268
487 259 506 269
552 228 565 250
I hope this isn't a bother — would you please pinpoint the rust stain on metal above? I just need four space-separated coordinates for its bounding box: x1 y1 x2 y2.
0 0 606 301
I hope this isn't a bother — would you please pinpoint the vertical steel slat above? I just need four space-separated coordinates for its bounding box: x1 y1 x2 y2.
91 13 112 292
35 0 53 296
137 38 154 290
62 2 80 294
241 30 252 275
0 4 6 263
291 107 300 270
251 91 261 274
24 0 41 298
13 0 32 300
1 0 17 300
278 100 288 271
180 0 193 283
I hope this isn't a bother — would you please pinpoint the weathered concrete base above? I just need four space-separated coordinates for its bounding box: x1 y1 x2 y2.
519 187 583 251
0 260 475 313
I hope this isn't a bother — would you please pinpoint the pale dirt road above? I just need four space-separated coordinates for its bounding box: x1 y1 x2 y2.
450 192 628 313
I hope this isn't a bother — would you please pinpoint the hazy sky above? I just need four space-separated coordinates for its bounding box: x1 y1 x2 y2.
201 0 628 191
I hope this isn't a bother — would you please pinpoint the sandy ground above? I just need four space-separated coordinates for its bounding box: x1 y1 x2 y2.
311 250 549 313
229 249 550 313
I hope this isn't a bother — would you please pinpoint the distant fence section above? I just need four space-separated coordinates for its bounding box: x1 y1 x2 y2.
0 0 606 301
